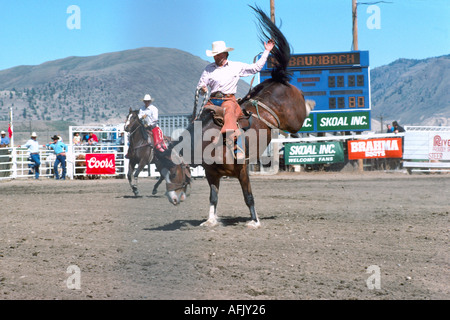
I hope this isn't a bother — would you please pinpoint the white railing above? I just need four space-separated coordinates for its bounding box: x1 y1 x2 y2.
0 147 60 180
402 126 450 173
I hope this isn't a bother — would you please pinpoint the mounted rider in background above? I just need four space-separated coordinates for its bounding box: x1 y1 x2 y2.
138 94 167 153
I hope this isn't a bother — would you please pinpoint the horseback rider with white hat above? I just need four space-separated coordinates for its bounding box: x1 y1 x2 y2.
197 39 275 159
138 93 167 153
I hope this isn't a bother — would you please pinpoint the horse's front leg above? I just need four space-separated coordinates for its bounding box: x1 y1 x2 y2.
200 173 220 227
127 161 139 196
152 175 164 195
238 164 260 229
132 160 147 196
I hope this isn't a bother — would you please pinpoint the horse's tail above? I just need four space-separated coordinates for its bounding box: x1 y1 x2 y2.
250 5 292 85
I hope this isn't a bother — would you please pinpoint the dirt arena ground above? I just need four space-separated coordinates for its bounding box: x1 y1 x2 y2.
0 171 448 300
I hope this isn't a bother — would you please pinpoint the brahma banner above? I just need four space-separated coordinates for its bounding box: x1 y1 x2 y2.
85 153 116 175
348 138 403 160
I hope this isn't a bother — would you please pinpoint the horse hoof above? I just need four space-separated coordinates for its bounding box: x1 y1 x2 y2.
152 189 157 195
246 220 261 229
200 219 218 227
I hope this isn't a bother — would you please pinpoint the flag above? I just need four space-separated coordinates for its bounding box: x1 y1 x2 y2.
8 123 13 138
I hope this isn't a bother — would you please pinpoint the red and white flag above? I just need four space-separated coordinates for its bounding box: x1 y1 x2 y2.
8 123 13 138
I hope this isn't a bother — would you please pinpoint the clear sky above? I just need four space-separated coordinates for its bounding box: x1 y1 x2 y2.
0 0 448 72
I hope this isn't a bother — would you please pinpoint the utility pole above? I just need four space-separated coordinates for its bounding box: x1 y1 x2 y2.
270 0 275 23
352 0 358 50
352 0 364 171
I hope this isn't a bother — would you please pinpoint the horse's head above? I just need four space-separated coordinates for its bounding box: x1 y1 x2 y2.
124 108 140 132
165 161 191 205
153 149 191 206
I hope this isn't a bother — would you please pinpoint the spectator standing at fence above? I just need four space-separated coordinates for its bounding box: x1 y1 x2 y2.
0 130 10 147
82 132 89 143
46 135 68 180
392 121 405 133
73 132 81 145
18 132 41 179
88 132 98 145
386 124 394 133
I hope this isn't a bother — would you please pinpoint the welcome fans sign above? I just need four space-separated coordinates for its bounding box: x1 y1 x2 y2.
284 142 344 165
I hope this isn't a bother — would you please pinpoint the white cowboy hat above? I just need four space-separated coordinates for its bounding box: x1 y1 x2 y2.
0 131 5 135
142 94 153 102
206 41 234 57
31 132 37 137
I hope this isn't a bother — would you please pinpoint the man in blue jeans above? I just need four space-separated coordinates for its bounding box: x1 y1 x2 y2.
46 135 69 180
18 132 41 179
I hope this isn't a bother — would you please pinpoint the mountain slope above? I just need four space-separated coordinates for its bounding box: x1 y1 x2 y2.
0 47 251 124
370 54 449 126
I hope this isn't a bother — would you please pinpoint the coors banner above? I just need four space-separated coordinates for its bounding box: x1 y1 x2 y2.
86 154 116 175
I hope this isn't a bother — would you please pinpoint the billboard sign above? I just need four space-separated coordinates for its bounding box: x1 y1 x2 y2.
284 142 344 165
348 138 403 160
85 153 116 175
261 50 371 133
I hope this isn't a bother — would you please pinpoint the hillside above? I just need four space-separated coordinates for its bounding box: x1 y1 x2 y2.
370 54 449 126
0 48 448 138
0 47 251 125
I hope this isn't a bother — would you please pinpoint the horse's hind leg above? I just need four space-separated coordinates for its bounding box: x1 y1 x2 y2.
238 165 260 229
200 173 220 227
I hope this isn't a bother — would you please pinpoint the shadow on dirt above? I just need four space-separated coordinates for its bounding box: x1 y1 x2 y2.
145 216 276 231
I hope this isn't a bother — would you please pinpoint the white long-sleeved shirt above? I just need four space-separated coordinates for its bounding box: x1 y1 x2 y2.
22 139 40 153
197 50 270 95
138 104 159 127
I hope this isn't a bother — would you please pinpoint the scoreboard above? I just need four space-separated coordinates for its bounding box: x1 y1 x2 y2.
260 50 371 133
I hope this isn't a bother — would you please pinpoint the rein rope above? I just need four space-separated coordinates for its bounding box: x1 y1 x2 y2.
248 99 280 130
192 87 210 121
248 52 263 92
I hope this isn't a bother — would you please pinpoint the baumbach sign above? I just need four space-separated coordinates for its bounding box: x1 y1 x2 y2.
85 153 116 175
348 138 403 160
284 142 344 165
268 52 361 68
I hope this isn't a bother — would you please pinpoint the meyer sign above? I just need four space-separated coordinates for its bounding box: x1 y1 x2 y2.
285 142 344 165
429 133 450 160
348 138 403 160
85 153 116 175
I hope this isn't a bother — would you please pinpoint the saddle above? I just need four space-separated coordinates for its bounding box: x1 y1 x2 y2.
203 103 250 160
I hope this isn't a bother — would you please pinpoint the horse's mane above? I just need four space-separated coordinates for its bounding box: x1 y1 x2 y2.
250 5 292 85
129 109 150 141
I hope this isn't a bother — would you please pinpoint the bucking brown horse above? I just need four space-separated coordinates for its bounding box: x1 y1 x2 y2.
171 6 315 227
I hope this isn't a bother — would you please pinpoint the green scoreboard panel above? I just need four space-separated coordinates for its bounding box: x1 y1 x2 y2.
260 51 371 133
